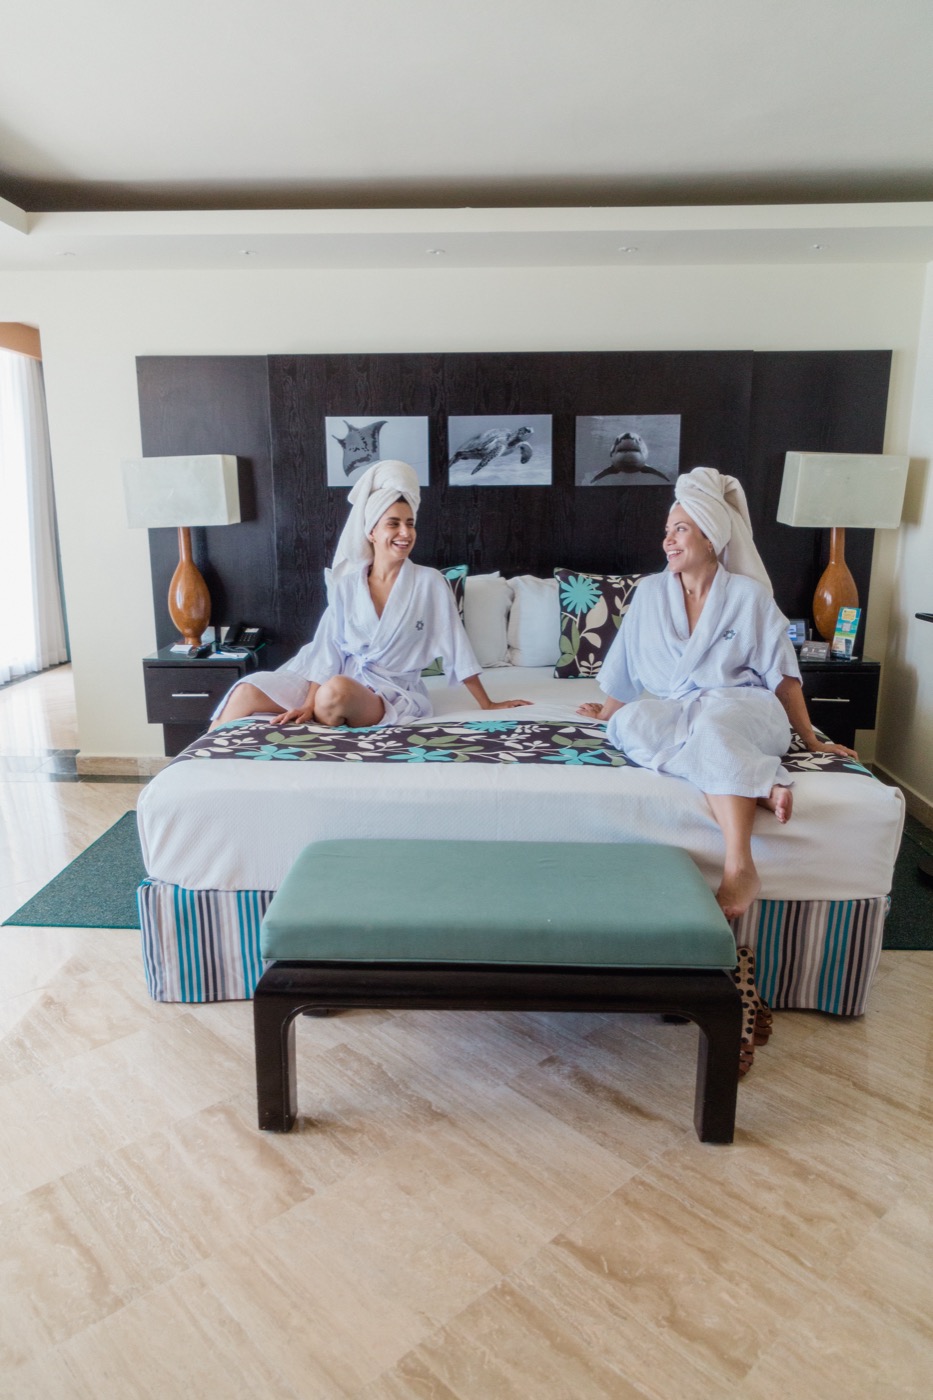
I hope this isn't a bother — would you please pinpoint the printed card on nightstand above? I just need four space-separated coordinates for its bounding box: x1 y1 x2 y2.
831 606 861 659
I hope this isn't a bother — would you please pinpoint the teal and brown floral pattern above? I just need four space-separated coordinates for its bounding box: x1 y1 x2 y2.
176 717 864 776
553 569 643 679
179 719 630 766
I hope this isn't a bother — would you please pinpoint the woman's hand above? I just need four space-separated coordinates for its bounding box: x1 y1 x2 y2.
271 705 317 726
462 674 530 711
271 681 319 726
807 738 859 760
576 697 623 722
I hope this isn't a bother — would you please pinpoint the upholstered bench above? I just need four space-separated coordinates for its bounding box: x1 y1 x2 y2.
254 839 743 1144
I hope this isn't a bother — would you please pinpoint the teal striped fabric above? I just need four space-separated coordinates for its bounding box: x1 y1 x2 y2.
138 879 887 1016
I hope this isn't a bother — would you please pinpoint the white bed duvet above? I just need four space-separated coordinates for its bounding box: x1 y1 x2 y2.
137 667 905 904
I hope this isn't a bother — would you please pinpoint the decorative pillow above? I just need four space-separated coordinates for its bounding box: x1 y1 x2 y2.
463 573 513 668
553 569 643 678
422 565 468 676
507 575 560 668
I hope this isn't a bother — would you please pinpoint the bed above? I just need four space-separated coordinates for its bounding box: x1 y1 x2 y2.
136 572 905 1017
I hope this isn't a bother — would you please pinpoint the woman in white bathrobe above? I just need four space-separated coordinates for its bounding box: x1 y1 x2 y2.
578 467 857 921
213 460 529 729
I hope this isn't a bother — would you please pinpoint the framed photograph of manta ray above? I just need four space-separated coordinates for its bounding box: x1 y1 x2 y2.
575 414 681 487
447 414 553 487
325 415 430 487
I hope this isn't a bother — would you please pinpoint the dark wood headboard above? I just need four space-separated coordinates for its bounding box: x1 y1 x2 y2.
138 350 891 667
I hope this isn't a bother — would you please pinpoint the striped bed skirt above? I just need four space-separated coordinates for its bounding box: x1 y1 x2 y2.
136 879 888 1016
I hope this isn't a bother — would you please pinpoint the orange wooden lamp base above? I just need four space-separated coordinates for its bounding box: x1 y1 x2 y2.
812 526 859 641
168 526 211 647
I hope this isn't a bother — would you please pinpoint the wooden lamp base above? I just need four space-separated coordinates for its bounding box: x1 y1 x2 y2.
812 527 859 642
168 526 211 648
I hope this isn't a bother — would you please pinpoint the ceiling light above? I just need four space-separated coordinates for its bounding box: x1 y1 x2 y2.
239 249 256 257
426 248 446 256
811 243 827 250
617 245 639 253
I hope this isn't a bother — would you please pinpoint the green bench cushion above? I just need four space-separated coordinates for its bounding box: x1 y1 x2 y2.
260 840 736 970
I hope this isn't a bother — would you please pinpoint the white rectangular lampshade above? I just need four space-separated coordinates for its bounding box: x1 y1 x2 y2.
122 454 241 528
777 452 909 529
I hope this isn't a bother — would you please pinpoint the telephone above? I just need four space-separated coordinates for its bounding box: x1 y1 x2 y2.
219 623 266 654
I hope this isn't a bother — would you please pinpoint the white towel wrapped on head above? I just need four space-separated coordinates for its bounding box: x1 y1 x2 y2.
674 466 773 594
330 460 421 583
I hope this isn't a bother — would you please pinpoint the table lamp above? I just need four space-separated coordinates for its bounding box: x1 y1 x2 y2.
777 451 909 641
122 454 240 647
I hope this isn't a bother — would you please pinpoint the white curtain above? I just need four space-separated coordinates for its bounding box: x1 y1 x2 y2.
0 349 68 685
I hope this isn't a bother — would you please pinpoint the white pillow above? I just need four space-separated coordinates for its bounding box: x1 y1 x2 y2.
463 573 512 667
507 575 560 667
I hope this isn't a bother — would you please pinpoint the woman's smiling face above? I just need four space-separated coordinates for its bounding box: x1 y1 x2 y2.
369 498 416 564
663 505 712 574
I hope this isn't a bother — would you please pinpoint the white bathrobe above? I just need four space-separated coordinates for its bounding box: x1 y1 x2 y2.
223 561 481 726
600 566 801 796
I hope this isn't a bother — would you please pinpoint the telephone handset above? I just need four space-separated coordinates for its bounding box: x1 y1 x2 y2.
220 623 266 653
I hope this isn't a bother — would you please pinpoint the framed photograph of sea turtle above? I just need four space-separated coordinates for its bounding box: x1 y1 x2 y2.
575 414 681 487
446 414 553 487
325 416 430 487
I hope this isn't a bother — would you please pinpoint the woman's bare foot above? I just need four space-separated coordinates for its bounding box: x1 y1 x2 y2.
758 785 793 824
717 863 762 921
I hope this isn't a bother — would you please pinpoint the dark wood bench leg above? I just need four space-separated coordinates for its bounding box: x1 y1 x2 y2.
254 977 301 1131
690 974 743 1144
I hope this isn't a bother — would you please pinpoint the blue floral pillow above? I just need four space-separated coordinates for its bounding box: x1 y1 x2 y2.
553 569 642 678
422 565 469 676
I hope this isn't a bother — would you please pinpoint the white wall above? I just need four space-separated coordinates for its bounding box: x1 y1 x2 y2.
874 261 933 809
0 260 926 777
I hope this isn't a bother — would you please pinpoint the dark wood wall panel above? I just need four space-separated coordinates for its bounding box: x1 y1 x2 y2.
745 351 892 647
137 356 274 653
137 349 893 668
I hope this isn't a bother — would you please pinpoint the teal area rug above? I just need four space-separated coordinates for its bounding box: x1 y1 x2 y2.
883 814 933 952
2 812 145 929
3 810 932 947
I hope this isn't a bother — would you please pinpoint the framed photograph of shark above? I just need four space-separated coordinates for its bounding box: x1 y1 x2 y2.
447 414 553 487
575 414 681 487
325 416 430 487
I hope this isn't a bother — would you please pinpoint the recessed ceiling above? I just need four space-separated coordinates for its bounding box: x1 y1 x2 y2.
1 0 932 270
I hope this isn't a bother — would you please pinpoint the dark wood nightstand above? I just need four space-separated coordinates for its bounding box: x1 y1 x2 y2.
143 647 257 756
798 655 880 749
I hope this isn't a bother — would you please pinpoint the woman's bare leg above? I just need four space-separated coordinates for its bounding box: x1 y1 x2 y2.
313 676 386 728
210 683 284 730
704 793 761 920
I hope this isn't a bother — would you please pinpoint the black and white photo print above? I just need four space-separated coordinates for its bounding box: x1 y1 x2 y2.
325 416 430 486
447 415 553 487
575 415 681 486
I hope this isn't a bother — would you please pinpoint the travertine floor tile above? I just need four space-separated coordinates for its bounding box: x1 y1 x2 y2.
58 1267 303 1400
195 1224 434 1395
738 1289 933 1399
550 1173 825 1384
360 1278 651 1400
508 1244 732 1400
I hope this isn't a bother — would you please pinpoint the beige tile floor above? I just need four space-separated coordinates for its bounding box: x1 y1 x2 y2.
1 667 931 1399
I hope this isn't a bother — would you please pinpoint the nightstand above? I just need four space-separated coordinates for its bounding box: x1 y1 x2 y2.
798 655 880 749
143 647 257 756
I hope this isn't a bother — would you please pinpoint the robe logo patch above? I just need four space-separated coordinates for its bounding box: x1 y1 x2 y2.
721 629 736 640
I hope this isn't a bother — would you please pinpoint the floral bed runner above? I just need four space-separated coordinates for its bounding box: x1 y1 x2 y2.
176 718 868 774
